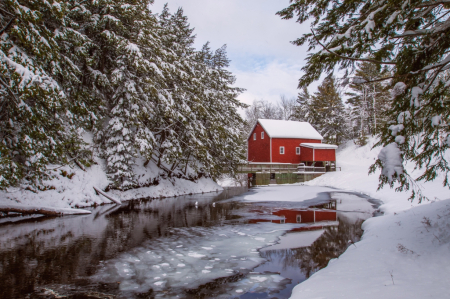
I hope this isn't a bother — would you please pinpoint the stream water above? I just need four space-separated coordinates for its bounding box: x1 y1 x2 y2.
0 187 378 299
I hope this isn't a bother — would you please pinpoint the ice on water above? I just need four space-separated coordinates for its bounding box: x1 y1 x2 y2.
92 222 298 296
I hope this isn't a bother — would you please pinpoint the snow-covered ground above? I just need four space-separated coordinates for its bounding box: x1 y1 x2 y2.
0 156 221 214
306 138 450 214
259 138 450 299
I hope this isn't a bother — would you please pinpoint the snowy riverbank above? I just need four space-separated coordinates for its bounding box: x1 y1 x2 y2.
290 138 450 298
0 157 222 214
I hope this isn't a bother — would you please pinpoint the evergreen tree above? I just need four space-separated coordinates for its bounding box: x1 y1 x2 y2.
296 86 316 124
194 44 247 178
278 0 450 200
310 77 347 144
0 0 92 188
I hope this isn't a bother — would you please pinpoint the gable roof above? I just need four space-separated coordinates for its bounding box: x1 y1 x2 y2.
249 119 323 140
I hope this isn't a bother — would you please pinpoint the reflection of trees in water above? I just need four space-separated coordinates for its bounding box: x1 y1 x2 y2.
260 216 364 279
0 190 247 298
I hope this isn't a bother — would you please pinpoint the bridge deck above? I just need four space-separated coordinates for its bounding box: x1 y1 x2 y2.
235 163 333 174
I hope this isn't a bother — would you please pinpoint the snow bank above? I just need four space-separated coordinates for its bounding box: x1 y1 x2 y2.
0 157 222 212
290 198 450 299
304 137 450 214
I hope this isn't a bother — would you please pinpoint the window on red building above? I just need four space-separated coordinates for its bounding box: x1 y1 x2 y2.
296 147 300 155
253 133 256 140
261 132 264 139
280 146 284 154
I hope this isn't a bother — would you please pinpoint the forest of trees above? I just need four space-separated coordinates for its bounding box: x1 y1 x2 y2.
0 0 246 190
245 62 391 146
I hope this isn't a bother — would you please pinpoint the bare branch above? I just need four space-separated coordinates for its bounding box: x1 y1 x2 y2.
311 29 397 65
0 7 14 16
0 77 18 105
423 61 450 93
0 16 15 35
352 76 395 84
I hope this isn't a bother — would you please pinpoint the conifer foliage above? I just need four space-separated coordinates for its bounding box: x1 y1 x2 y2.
0 0 246 190
278 0 450 199
308 77 347 145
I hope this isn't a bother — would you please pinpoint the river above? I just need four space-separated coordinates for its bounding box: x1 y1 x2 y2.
0 186 378 298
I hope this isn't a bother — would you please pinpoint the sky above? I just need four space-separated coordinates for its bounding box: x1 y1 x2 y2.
151 0 317 107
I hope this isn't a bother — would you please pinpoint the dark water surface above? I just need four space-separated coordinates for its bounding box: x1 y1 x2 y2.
0 187 377 299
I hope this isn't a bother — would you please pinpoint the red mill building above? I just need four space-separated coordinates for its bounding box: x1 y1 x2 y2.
245 119 338 185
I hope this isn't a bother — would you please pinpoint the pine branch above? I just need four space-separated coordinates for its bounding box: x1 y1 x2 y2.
416 0 450 8
310 29 396 65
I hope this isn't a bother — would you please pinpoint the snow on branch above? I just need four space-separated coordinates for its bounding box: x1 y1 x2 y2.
311 29 396 65
416 0 450 8
378 143 404 183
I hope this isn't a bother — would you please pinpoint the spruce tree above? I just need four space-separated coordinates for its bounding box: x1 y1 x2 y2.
193 44 247 178
310 77 347 144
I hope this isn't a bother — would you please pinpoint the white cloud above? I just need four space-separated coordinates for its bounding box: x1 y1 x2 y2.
233 61 302 105
151 0 314 106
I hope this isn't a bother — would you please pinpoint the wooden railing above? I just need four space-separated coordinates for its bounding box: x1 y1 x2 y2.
237 163 298 173
234 163 335 173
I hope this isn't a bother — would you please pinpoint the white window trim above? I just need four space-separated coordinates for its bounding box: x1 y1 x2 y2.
253 133 256 140
280 146 285 154
261 132 264 139
296 147 301 155
296 215 301 223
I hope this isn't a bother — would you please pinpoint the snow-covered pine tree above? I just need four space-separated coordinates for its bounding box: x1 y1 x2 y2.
310 77 348 144
278 0 450 200
74 0 170 189
296 86 316 124
153 6 202 176
194 44 247 178
0 0 91 188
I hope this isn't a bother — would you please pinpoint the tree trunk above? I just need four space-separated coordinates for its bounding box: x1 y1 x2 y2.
93 187 121 204
0 207 86 216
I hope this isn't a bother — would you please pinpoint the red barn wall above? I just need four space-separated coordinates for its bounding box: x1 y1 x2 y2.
271 138 321 163
315 210 337 222
314 149 336 161
300 146 314 162
299 147 336 162
247 123 270 162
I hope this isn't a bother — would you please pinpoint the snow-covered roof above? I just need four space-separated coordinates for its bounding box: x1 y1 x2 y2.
300 143 338 149
251 119 323 140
